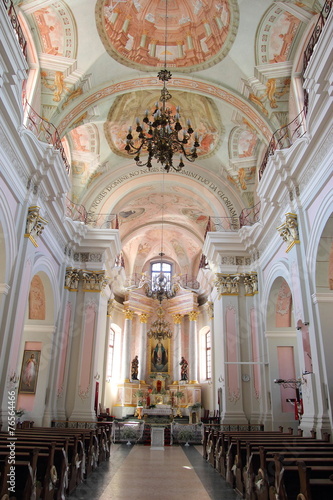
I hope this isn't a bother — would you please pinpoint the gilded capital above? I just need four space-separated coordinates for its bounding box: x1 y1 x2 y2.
243 272 258 295
139 313 148 323
82 270 109 292
64 267 80 292
24 206 48 247
172 314 183 324
214 274 240 296
189 311 199 321
277 213 300 252
124 309 134 320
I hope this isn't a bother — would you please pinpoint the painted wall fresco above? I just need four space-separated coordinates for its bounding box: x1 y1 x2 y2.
104 90 222 158
28 275 45 321
96 0 238 72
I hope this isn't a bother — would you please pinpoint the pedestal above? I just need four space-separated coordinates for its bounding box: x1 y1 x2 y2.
150 427 164 450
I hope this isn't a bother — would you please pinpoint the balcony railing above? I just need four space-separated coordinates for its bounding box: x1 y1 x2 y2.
3 0 27 59
124 273 199 290
24 101 70 174
258 108 307 180
239 201 261 227
303 0 332 74
65 198 118 229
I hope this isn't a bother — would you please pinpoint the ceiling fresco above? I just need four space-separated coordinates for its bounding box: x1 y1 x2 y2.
104 90 223 158
18 0 321 280
96 0 238 72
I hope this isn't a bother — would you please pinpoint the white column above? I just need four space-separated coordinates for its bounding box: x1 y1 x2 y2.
172 314 182 382
121 309 134 382
188 311 199 383
138 313 148 382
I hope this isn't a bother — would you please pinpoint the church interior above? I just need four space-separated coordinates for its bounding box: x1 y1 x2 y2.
1 0 333 498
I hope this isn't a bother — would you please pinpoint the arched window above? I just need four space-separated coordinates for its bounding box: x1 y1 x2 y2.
206 330 211 380
106 327 115 378
151 261 172 290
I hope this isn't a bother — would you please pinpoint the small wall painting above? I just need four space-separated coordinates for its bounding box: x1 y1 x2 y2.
18 350 41 394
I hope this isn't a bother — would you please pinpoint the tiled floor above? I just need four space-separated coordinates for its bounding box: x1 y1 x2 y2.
68 444 239 500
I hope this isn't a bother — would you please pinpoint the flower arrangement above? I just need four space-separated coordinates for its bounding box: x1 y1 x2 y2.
177 428 193 445
188 402 202 410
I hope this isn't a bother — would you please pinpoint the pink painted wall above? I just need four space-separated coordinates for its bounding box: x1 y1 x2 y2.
80 303 96 392
226 306 239 399
17 341 42 412
250 308 261 397
277 346 296 413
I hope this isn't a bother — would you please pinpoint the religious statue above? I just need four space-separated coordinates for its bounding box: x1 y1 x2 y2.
131 355 139 380
180 356 188 381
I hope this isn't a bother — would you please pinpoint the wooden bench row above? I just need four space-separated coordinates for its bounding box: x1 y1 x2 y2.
0 422 113 499
203 426 333 500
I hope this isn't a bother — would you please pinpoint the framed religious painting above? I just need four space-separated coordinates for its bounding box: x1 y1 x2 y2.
150 337 170 374
18 350 41 394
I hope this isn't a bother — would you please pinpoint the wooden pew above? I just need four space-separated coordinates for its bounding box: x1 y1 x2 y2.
0 448 39 500
297 460 333 500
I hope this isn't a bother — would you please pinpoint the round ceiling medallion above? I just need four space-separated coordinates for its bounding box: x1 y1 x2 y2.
96 0 239 72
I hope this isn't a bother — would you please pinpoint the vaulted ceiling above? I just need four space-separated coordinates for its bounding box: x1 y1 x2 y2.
19 0 318 276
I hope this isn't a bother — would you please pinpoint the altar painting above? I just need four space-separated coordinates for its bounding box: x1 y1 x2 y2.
150 338 170 374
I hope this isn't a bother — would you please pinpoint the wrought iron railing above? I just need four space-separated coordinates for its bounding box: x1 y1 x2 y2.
208 216 240 232
3 0 27 59
239 201 261 227
124 272 199 290
65 198 118 229
258 108 307 180
24 101 70 174
303 0 332 74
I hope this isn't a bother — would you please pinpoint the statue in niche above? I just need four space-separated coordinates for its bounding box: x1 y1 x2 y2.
131 355 139 380
180 357 188 381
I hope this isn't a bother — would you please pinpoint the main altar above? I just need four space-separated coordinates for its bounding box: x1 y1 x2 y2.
113 373 201 421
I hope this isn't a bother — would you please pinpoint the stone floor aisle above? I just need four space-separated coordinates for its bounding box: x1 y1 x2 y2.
67 444 240 500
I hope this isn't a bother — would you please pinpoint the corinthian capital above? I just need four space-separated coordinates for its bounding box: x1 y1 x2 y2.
139 313 148 323
24 206 48 247
64 267 80 291
277 213 300 251
124 309 134 320
189 311 199 321
82 270 109 292
172 314 183 324
214 274 240 296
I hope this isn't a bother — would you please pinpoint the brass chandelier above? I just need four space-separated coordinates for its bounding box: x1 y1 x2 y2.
147 307 173 340
124 1 200 173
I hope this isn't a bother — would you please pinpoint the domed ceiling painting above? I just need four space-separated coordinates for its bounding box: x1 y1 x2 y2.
96 0 238 72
